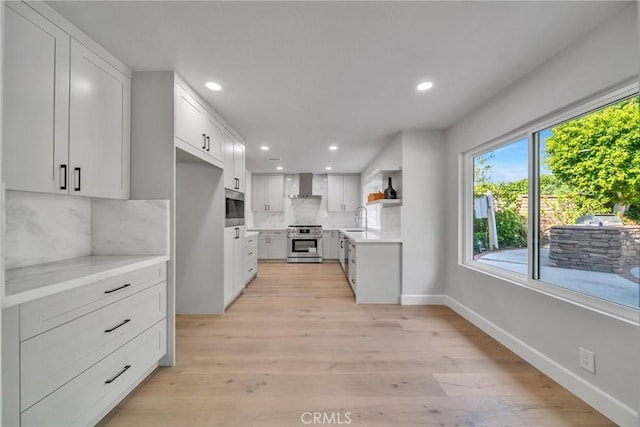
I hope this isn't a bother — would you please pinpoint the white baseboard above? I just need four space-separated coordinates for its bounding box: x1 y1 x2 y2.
443 295 638 427
400 294 447 305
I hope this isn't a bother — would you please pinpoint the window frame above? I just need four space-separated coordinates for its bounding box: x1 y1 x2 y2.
460 82 640 324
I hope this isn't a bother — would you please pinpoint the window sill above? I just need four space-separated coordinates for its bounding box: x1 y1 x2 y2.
459 260 639 326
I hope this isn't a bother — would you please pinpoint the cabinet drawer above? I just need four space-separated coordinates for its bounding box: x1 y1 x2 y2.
21 319 166 427
245 236 257 248
245 244 257 259
20 263 166 340
21 282 166 411
245 263 257 281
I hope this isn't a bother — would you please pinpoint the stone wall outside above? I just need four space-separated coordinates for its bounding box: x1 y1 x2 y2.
549 226 640 274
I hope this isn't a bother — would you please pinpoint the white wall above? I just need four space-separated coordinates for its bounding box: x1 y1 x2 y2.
361 132 403 181
401 130 446 302
443 4 639 424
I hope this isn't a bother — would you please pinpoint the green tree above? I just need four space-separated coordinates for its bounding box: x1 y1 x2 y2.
545 96 640 215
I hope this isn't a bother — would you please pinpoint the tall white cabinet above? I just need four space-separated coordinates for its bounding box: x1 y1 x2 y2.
175 84 223 164
224 131 246 192
252 174 284 212
224 226 246 307
327 174 360 212
3 2 130 199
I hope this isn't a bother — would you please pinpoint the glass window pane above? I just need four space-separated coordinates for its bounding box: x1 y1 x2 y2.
473 137 529 275
537 96 640 309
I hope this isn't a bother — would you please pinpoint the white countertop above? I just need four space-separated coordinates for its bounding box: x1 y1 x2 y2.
338 229 402 244
247 227 287 231
245 231 259 238
3 254 170 308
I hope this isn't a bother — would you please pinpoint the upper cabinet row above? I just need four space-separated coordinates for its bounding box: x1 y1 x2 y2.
3 2 131 199
252 175 284 212
327 175 359 212
174 81 245 193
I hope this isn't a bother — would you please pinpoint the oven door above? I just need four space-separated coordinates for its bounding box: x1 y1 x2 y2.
288 236 322 258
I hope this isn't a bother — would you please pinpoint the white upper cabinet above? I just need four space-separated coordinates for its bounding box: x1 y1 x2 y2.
327 174 360 212
3 2 69 194
3 2 131 199
224 131 245 192
252 175 284 212
69 39 130 199
175 84 224 164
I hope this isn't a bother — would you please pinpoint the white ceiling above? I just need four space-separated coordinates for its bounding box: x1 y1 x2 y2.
47 1 629 174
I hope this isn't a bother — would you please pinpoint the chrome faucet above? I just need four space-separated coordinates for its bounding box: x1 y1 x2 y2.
355 206 368 231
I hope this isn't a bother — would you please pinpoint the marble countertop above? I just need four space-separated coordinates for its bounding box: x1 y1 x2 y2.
247 227 287 231
245 231 259 238
338 229 403 244
3 255 170 308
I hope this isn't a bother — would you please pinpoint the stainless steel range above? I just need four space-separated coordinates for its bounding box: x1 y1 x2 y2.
287 225 323 263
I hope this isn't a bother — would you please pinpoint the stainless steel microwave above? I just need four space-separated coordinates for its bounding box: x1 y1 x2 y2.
225 189 245 227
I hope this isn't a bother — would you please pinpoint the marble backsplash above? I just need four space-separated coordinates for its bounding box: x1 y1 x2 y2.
5 191 170 269
5 192 91 269
91 199 170 255
380 206 402 233
252 198 359 228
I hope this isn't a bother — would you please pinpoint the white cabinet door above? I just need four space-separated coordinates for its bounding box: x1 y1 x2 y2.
342 175 360 212
234 139 245 192
69 39 130 199
257 234 269 259
234 227 245 294
3 2 70 194
269 234 288 260
331 231 340 259
223 131 236 190
322 231 332 259
266 175 284 211
223 227 235 306
204 112 223 162
175 84 205 151
252 175 267 212
327 175 344 212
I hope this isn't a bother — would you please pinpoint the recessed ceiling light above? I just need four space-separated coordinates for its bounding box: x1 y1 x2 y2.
329 145 338 151
417 81 433 91
260 146 269 151
276 166 283 171
325 166 333 171
205 81 222 91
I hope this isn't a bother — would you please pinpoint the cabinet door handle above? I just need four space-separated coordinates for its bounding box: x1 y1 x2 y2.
104 283 131 294
206 136 211 151
74 167 81 191
105 365 131 384
104 318 131 333
265 204 267 211
202 133 207 149
60 165 68 190
340 240 343 248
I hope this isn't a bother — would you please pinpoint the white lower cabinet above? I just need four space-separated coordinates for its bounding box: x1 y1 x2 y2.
22 320 166 427
2 262 168 426
244 234 258 285
322 230 340 260
256 230 287 260
224 226 245 307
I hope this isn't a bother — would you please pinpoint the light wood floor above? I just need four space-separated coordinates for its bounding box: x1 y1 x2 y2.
99 262 614 426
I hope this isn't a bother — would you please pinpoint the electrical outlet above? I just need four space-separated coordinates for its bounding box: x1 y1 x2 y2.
580 347 595 374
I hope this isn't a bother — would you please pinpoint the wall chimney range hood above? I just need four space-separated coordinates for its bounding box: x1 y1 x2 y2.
289 173 321 199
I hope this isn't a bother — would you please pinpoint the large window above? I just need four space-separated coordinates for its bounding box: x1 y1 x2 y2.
465 86 639 319
473 137 528 275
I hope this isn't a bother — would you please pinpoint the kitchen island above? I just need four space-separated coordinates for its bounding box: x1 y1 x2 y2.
338 229 402 304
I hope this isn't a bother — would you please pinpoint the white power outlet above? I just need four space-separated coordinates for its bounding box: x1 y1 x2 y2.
580 347 595 374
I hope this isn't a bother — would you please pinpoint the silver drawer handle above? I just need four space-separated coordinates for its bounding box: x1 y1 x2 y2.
105 319 131 333
104 284 131 294
105 365 131 384
248 252 253 256
249 268 253 272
